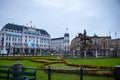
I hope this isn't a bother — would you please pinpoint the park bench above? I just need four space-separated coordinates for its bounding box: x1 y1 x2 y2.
0 66 36 80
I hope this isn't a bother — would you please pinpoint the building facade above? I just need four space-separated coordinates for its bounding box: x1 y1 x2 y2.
111 38 120 49
0 23 51 54
91 35 111 56
51 33 70 53
70 33 111 57
110 38 120 57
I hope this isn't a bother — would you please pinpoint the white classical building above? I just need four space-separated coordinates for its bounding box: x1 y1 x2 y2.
51 33 70 53
0 23 51 54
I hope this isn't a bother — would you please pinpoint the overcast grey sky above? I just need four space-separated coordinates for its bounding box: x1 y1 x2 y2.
0 0 120 40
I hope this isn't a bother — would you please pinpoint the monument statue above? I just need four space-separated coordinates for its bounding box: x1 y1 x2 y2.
71 30 92 58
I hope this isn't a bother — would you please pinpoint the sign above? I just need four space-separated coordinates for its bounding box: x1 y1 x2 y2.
29 41 36 47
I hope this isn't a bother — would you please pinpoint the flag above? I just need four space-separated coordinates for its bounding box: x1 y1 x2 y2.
66 28 68 31
30 21 32 23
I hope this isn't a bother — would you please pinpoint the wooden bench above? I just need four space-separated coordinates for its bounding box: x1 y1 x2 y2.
0 66 36 80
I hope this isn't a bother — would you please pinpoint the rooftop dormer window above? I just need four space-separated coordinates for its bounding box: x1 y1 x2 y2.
5 29 8 31
11 30 13 32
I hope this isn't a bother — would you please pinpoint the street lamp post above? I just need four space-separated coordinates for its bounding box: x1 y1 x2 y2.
0 40 2 54
115 39 118 57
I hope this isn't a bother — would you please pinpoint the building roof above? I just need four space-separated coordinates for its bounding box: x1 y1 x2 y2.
111 38 120 41
40 29 49 35
89 36 111 38
2 23 23 31
1 23 50 36
52 37 64 40
93 33 98 38
64 33 69 37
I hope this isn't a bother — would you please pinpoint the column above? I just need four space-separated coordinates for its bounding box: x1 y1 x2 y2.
84 50 86 58
22 48 24 53
10 48 13 53
95 50 98 58
34 48 36 53
28 48 31 53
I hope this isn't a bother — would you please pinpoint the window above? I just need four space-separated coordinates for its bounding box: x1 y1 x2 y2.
9 42 10 46
9 38 11 41
6 37 8 41
25 36 27 38
36 40 38 44
12 38 14 41
6 42 8 46
11 30 13 32
5 29 8 31
15 38 17 41
25 39 27 42
2 33 4 36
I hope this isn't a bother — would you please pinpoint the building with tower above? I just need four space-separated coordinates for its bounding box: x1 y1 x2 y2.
51 33 70 54
0 23 70 55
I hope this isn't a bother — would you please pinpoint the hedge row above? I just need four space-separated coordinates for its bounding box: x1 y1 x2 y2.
62 60 113 69
0 56 114 77
50 69 113 77
0 56 113 69
38 59 113 77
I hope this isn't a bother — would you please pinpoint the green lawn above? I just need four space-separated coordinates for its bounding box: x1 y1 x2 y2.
46 63 80 69
66 58 120 67
0 60 42 67
0 56 58 67
0 56 117 80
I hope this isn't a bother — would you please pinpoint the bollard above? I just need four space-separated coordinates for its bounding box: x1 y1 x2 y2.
48 66 51 80
80 67 83 80
114 65 120 80
12 61 24 78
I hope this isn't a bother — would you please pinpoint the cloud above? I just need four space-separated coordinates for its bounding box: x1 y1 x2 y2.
33 0 90 12
0 0 120 39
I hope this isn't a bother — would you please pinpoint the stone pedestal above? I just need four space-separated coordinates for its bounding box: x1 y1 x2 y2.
95 50 98 58
72 51 75 58
84 50 86 58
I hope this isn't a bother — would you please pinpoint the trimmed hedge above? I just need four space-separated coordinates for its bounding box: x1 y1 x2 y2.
62 60 113 69
0 56 114 77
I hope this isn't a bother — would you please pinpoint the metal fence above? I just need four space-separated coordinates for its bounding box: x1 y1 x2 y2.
0 65 117 80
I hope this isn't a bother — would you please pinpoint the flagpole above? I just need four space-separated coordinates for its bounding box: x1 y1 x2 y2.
115 32 117 39
115 32 118 57
109 32 110 37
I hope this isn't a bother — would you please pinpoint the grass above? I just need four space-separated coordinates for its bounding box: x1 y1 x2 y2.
51 73 114 80
0 60 42 67
46 63 80 69
66 58 120 67
0 56 118 80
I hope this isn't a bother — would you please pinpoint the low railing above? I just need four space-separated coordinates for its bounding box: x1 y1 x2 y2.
0 65 36 80
0 65 118 80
